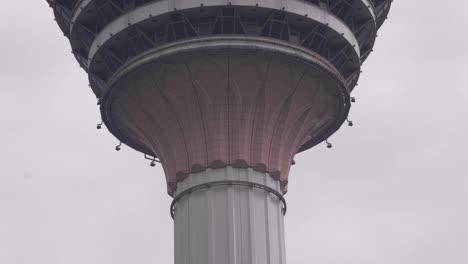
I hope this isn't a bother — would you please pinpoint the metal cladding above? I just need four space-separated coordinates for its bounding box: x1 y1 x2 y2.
47 0 392 194
173 167 287 264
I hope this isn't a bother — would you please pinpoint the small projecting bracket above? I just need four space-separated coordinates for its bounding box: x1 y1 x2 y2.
145 154 161 167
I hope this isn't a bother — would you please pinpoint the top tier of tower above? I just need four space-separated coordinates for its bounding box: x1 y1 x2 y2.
47 0 391 97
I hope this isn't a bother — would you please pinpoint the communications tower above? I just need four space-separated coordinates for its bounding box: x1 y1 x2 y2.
47 0 392 263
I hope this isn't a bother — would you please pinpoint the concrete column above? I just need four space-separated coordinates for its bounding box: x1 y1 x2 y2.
173 167 286 264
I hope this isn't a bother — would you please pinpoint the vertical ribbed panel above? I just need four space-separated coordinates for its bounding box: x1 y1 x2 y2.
174 167 286 264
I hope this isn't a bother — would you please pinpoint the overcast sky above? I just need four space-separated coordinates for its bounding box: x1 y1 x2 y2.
1 1 467 264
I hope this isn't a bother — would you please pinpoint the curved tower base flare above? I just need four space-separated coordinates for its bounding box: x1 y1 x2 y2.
102 38 349 194
173 167 286 264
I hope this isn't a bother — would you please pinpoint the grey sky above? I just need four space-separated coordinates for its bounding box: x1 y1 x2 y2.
1 1 467 264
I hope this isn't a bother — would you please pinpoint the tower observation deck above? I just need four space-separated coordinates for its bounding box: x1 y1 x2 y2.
47 0 392 263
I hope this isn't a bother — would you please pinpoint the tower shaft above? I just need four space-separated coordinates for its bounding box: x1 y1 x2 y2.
46 0 393 263
174 167 285 264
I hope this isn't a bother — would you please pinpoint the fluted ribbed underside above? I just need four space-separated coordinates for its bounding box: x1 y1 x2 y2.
104 48 345 194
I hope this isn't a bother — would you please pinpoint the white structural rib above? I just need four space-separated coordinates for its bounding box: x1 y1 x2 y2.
173 167 286 264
